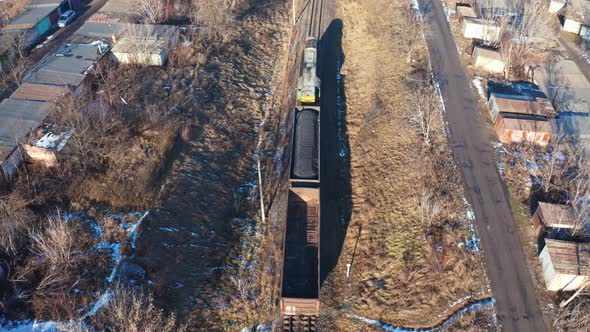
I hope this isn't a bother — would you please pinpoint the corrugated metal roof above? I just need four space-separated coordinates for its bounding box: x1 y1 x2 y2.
498 113 552 133
0 99 52 160
544 239 590 276
490 96 555 118
74 22 126 39
12 83 69 102
536 202 579 228
26 42 109 87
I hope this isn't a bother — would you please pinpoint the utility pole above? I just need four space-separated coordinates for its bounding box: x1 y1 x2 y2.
257 159 266 223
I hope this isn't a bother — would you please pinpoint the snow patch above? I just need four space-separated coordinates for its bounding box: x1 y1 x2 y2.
34 131 72 151
472 77 487 101
348 297 495 331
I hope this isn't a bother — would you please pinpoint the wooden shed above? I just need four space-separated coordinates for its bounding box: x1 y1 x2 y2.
540 239 590 292
472 46 504 75
462 18 501 42
532 202 580 241
488 94 555 123
495 113 552 146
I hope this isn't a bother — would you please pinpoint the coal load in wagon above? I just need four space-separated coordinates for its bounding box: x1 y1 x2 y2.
292 109 318 180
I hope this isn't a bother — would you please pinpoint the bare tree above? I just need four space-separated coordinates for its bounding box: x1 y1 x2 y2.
0 33 28 90
500 0 558 79
408 79 439 146
566 155 590 237
136 0 166 24
398 4 421 63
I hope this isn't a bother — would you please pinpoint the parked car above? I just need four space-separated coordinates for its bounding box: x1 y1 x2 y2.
58 10 76 28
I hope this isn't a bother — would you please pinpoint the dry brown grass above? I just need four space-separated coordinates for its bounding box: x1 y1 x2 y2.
0 194 35 255
320 0 488 328
555 295 590 331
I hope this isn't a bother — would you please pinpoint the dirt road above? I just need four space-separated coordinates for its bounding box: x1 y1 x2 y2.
558 33 590 82
417 0 548 331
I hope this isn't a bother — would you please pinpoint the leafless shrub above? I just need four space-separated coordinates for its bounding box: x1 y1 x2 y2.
55 95 128 174
25 215 96 320
92 284 186 332
419 190 442 227
136 0 166 24
30 215 85 268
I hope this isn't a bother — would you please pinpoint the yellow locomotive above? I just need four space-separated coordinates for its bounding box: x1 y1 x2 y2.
297 37 321 105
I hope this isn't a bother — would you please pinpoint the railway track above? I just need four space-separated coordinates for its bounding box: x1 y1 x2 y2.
280 2 325 332
307 0 325 39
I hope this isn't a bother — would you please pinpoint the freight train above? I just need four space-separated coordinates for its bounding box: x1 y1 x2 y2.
280 36 321 332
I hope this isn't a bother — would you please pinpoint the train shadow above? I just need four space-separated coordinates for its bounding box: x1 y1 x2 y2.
318 19 351 285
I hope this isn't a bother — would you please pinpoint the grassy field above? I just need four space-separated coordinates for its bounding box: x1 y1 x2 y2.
319 0 492 329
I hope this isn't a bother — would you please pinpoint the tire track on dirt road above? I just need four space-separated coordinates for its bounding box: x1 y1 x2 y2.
416 0 548 330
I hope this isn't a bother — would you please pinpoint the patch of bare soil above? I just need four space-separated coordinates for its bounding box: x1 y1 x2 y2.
319 0 490 328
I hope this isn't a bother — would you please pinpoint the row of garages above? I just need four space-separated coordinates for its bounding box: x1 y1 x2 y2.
0 0 84 55
0 0 180 186
452 1 590 293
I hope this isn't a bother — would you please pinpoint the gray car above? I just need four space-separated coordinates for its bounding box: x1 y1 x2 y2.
57 10 76 28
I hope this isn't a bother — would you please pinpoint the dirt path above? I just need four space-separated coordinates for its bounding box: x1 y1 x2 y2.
417 0 548 330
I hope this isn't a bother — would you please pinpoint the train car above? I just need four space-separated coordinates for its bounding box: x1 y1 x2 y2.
297 37 321 105
281 106 320 331
290 107 320 183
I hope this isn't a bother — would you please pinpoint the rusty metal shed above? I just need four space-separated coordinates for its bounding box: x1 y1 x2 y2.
495 113 552 146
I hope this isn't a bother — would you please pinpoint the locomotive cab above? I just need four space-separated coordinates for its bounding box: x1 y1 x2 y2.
297 37 321 105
